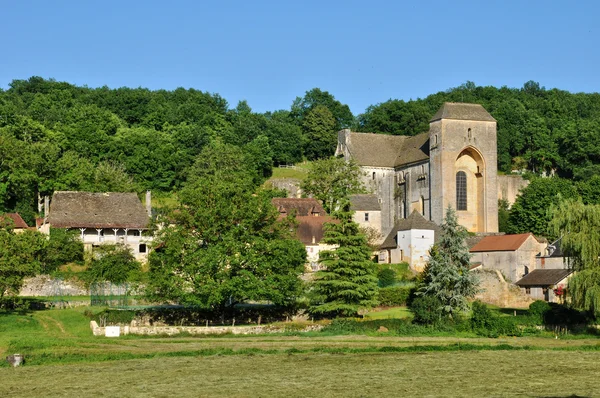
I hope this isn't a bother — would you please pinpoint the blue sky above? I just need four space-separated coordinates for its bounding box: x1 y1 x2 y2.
2 1 598 115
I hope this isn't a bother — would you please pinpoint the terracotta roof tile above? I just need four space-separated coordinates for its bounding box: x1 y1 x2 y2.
470 233 533 253
1 213 29 229
271 198 326 216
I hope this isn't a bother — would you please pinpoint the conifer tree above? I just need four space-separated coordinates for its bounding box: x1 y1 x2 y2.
309 199 379 317
418 206 478 316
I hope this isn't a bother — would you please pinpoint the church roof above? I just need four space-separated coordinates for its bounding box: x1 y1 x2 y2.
350 194 380 211
344 132 429 168
48 191 150 229
430 102 496 123
380 211 441 249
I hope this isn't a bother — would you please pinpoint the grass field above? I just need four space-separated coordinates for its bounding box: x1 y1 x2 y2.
2 308 600 397
364 306 412 320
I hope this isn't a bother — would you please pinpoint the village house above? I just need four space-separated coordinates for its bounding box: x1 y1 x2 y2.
469 233 546 283
515 268 572 303
350 194 383 239
379 210 441 271
271 198 336 272
42 191 153 261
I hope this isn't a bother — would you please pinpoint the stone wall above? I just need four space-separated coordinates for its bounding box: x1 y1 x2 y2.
497 175 529 206
90 321 323 337
19 275 88 297
473 269 534 308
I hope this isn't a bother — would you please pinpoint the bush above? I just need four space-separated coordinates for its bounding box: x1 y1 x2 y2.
378 286 414 306
410 295 444 325
529 300 552 320
471 300 494 330
470 301 524 337
377 268 396 287
321 318 462 336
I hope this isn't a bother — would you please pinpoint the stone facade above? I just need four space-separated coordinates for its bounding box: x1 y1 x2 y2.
336 103 500 236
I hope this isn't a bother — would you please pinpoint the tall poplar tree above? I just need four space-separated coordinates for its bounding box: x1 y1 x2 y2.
309 199 379 317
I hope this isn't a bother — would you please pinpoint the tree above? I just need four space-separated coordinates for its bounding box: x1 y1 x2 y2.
507 177 577 238
291 88 354 130
300 157 365 214
550 199 600 315
302 105 337 160
42 228 84 274
146 145 306 314
88 244 141 284
0 218 46 304
416 207 478 317
309 199 379 317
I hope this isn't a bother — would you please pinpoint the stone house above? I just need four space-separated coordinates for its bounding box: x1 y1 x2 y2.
515 268 572 302
469 233 545 283
350 194 383 241
536 237 568 270
43 191 152 261
272 198 336 272
379 210 441 272
336 102 501 238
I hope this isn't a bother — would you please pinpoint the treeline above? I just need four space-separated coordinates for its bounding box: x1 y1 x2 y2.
1 77 600 223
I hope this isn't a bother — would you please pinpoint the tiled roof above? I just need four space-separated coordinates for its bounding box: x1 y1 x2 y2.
350 194 380 211
430 102 496 122
295 216 337 245
1 213 29 229
344 132 429 168
271 198 326 216
516 269 572 287
48 191 149 229
470 233 533 253
380 211 441 249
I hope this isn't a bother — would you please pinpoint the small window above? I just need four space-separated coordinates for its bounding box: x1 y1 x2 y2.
132 230 140 237
525 287 531 295
434 135 438 145
364 213 369 222
467 128 472 139
372 172 376 180
139 244 147 253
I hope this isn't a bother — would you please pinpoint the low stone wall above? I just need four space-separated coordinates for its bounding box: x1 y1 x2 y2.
90 321 322 337
20 275 88 297
474 269 534 308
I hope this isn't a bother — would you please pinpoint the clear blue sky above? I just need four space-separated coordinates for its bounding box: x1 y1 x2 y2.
2 1 598 115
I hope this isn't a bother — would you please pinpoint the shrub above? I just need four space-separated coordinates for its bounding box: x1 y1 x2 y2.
470 300 494 330
377 268 396 287
378 286 413 306
410 295 444 325
470 301 524 337
529 300 552 320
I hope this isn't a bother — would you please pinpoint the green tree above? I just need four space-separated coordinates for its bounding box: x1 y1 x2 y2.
0 218 47 304
498 199 510 233
88 244 141 284
146 145 306 314
310 199 379 317
507 177 577 238
302 105 337 160
417 207 478 317
291 88 354 130
42 228 84 274
300 157 365 214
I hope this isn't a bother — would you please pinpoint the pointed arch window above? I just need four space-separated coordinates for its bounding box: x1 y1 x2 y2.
456 171 467 210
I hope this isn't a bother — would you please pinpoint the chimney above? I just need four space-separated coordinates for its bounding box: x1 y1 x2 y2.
146 191 152 218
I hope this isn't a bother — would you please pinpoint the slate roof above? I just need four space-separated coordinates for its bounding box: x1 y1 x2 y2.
296 216 336 245
1 213 29 229
430 102 496 123
350 194 380 211
540 237 564 258
344 132 429 168
48 191 150 229
515 269 572 287
380 211 441 249
271 198 326 216
469 233 533 253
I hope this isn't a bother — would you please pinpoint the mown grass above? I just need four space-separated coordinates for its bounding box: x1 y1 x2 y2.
3 350 600 397
364 306 412 320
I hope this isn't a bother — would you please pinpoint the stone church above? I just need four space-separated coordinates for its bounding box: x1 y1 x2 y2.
336 102 500 238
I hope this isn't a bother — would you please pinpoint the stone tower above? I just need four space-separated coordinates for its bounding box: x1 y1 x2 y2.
428 103 498 232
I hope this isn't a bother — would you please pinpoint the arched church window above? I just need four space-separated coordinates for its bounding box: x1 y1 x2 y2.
467 128 472 140
456 171 467 210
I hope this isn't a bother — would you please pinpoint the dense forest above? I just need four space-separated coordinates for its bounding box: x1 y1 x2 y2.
1 77 600 226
